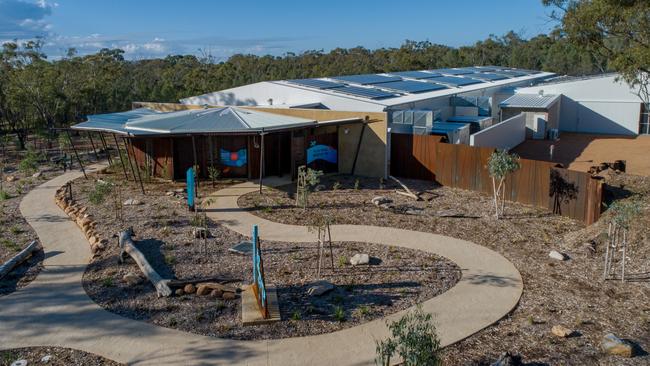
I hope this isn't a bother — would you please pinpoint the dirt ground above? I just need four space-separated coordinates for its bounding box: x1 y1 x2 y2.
78 168 459 340
240 173 650 365
0 347 122 366
513 133 650 176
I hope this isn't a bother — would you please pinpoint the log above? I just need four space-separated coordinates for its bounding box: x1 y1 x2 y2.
0 241 40 280
167 277 241 288
389 175 421 200
119 230 172 297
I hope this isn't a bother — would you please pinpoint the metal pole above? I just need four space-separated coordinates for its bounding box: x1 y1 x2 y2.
259 132 265 194
99 134 113 166
122 137 136 181
112 134 129 180
127 138 145 195
66 129 87 179
87 132 99 161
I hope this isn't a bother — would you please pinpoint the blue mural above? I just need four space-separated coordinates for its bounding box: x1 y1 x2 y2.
220 148 247 167
306 142 337 165
252 225 268 318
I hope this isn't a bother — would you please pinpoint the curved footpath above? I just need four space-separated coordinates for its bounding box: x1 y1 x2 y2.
0 168 522 365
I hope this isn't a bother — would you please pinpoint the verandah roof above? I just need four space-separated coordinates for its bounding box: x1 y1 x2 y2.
71 106 319 136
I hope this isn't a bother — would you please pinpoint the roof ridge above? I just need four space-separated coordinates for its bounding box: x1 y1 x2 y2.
228 107 252 129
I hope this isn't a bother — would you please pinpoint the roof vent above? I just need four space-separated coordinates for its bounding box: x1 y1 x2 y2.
538 89 545 97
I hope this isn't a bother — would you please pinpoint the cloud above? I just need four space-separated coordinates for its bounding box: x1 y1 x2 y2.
0 0 54 39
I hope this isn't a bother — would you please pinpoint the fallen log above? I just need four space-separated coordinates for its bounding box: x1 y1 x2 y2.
389 175 421 201
167 277 241 288
119 230 172 297
0 241 40 280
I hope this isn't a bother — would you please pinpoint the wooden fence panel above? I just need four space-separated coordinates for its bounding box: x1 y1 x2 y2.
389 133 603 225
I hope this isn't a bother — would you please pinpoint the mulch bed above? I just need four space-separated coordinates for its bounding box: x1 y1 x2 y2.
239 173 650 365
0 347 122 366
79 169 460 340
0 159 62 296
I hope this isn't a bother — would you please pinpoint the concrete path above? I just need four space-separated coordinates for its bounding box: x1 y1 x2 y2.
0 169 523 365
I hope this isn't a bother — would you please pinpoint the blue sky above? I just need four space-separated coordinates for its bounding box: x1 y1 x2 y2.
0 0 556 60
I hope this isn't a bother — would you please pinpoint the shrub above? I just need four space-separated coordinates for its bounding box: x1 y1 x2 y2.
9 226 21 234
375 305 441 366
291 310 302 320
1 239 20 252
164 253 176 265
207 166 221 187
88 180 113 205
332 181 341 190
102 277 114 287
215 301 226 311
18 149 40 175
333 306 346 322
338 255 348 267
0 190 10 201
358 305 370 317
354 178 360 190
487 150 520 219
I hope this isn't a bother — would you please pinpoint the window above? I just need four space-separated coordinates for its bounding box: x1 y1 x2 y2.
641 103 650 134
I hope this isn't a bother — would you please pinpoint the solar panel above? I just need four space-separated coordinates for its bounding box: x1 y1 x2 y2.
332 85 398 99
387 71 442 79
287 78 345 89
430 68 475 75
492 69 529 77
330 74 402 85
465 73 510 81
379 80 448 94
425 76 482 87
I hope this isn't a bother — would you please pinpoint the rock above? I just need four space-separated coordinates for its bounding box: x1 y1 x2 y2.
210 289 224 298
184 284 196 294
41 355 52 363
602 333 634 357
306 280 335 296
174 188 184 193
175 288 185 296
222 292 237 301
123 198 142 206
89 236 99 246
32 171 42 178
5 175 16 182
123 272 141 286
551 325 574 337
166 191 175 196
193 227 210 239
350 253 370 266
196 285 212 296
378 203 394 210
10 360 27 366
371 196 392 206
314 184 326 192
549 250 568 261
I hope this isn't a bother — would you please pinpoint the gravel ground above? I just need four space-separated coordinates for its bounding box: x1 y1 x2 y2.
0 347 122 366
0 158 61 296
78 169 460 340
239 173 650 365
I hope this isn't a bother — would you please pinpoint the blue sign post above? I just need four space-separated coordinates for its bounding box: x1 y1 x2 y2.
251 224 268 318
186 167 195 210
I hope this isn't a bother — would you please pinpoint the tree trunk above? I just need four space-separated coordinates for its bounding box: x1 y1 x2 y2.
0 241 39 280
119 230 172 297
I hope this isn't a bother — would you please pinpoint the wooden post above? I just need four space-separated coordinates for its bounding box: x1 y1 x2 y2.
122 137 137 182
127 139 145 195
66 129 87 179
327 223 334 271
87 132 99 161
259 132 265 194
112 134 129 180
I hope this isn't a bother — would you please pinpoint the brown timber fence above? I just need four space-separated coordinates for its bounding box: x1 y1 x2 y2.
390 133 603 225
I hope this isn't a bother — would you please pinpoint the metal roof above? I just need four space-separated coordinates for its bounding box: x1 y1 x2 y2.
499 93 560 109
71 107 318 136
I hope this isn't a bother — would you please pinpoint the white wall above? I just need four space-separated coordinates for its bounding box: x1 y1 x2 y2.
517 75 642 135
470 113 526 150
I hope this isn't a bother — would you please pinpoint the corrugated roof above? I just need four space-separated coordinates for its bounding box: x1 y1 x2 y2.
499 93 560 109
71 107 317 135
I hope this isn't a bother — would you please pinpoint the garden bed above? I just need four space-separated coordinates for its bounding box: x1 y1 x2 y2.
0 347 122 366
78 171 460 340
239 174 650 365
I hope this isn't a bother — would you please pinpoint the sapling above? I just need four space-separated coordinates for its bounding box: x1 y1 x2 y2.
604 199 641 282
375 305 441 366
487 150 520 219
207 166 221 188
295 165 323 209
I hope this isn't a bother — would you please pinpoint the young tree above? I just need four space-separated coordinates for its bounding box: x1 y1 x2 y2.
375 305 441 366
487 150 520 219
